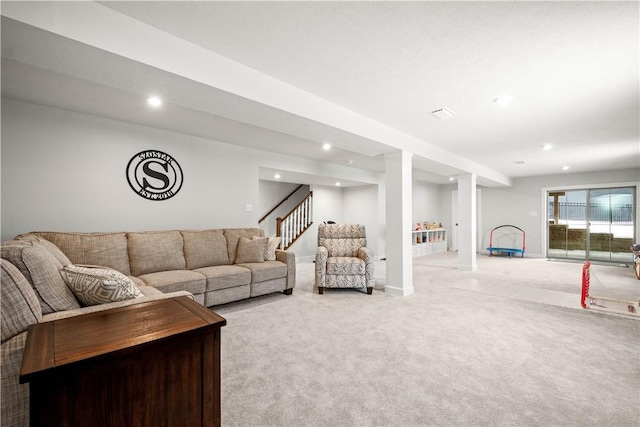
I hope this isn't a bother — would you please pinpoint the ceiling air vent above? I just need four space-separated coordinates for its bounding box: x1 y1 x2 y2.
431 107 456 120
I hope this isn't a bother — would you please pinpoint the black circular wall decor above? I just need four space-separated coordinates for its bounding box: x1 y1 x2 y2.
126 150 184 201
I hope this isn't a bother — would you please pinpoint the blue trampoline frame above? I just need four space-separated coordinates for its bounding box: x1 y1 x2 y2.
487 225 526 258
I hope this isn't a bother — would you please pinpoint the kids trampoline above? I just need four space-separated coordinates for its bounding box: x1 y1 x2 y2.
487 225 525 258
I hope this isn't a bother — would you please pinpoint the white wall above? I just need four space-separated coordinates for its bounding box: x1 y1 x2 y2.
412 180 442 228
0 99 382 244
441 169 640 258
258 180 301 218
0 99 259 240
289 184 383 260
343 184 380 258
5 99 635 264
258 180 309 237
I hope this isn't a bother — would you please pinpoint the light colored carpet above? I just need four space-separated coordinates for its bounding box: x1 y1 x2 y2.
214 253 640 426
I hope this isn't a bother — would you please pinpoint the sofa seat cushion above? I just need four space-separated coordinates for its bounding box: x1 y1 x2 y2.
30 232 131 276
137 286 163 297
326 257 365 275
137 270 206 295
128 231 186 276
182 230 230 269
236 261 288 283
1 242 80 314
193 265 251 292
128 275 147 289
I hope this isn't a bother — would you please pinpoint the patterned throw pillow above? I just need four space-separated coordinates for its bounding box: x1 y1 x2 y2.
253 236 281 261
60 265 143 306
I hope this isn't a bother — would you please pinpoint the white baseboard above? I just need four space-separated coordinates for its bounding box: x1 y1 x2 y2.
384 285 415 297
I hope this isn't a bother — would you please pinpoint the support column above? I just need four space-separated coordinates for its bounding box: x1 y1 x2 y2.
457 173 477 271
384 150 414 296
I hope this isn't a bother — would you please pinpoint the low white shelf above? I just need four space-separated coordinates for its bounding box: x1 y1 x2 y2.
411 229 447 257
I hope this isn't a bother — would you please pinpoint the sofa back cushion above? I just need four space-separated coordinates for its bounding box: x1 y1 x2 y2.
224 228 264 264
128 231 186 276
1 242 80 314
182 230 230 269
30 232 131 276
14 233 72 267
1 259 42 343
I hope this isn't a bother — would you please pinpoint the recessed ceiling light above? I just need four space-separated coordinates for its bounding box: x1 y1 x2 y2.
449 177 455 181
346 160 354 165
147 96 162 107
562 166 570 171
542 144 553 150
494 95 513 106
335 182 341 186
322 143 331 151
274 174 281 179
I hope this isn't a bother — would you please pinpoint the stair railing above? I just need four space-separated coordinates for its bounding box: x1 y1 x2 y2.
258 184 304 225
277 191 313 250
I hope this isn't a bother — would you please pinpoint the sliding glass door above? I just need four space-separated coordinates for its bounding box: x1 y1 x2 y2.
547 187 635 263
588 188 635 262
548 190 588 259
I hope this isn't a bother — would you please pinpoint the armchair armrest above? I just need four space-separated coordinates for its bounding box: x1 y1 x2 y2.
315 246 328 288
358 247 375 288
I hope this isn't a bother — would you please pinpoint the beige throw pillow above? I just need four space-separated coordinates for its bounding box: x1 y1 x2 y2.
60 265 143 306
235 237 268 264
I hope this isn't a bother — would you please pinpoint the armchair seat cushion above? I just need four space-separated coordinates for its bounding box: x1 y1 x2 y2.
326 274 366 289
326 257 365 275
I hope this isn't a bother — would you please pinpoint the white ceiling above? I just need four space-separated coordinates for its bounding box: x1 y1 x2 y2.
2 1 638 188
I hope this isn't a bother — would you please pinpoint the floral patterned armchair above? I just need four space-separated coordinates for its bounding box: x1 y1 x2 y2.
315 224 374 294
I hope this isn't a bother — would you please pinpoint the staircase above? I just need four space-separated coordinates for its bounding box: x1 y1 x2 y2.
259 185 313 250
276 191 313 250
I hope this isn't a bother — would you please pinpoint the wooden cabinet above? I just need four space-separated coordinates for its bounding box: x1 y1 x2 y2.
20 296 226 427
412 229 447 257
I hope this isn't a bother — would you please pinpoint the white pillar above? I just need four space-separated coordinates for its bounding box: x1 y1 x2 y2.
457 173 477 271
384 150 414 296
377 180 386 259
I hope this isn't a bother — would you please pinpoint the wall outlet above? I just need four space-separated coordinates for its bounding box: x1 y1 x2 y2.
245 204 252 212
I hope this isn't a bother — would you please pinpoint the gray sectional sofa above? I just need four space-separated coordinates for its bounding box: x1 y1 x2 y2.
0 227 296 426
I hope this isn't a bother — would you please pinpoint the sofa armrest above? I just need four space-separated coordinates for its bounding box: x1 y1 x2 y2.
41 291 194 322
358 247 375 288
315 246 328 288
275 249 296 290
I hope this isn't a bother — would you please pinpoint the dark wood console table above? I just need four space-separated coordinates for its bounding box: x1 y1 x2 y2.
20 296 226 427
